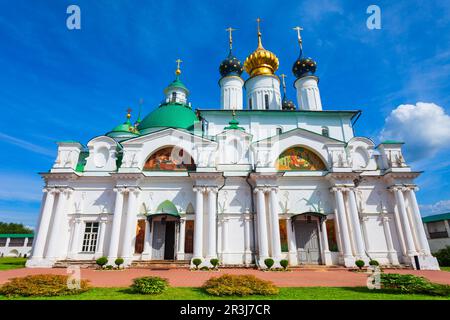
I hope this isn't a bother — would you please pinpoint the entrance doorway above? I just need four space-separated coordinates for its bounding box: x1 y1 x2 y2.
151 219 176 260
294 219 321 264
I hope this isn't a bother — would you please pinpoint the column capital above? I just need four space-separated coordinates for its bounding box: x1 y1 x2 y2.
388 184 409 192
206 186 219 194
381 215 390 222
193 186 207 193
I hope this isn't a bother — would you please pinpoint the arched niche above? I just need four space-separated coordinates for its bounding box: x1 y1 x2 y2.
276 146 327 171
143 146 196 171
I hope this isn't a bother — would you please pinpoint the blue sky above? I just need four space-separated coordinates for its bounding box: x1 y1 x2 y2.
1 0 450 228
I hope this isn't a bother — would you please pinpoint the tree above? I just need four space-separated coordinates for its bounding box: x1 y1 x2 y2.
0 222 33 234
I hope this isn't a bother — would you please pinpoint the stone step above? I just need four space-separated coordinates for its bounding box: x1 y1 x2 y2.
53 260 97 268
130 260 190 269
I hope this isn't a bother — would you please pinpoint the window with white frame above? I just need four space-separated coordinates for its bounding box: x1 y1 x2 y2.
81 222 99 252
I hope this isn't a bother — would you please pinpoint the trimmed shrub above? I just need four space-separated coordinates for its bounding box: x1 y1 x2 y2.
264 258 274 269
369 259 379 266
210 258 219 269
0 274 90 297
105 265 114 270
434 246 450 266
131 276 168 295
115 258 124 268
380 273 450 296
202 274 279 296
200 266 210 271
280 259 289 270
96 256 108 268
355 259 365 269
192 258 202 270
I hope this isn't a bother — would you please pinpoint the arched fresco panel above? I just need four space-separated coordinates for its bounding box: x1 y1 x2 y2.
143 146 196 171
276 146 326 171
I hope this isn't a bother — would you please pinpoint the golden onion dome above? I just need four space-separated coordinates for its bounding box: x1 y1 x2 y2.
244 25 279 78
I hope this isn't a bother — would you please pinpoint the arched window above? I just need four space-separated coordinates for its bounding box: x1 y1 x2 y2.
321 126 329 137
264 94 269 110
275 146 326 171
143 147 196 171
171 92 177 102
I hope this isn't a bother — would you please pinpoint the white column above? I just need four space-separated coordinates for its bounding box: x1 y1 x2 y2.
107 188 125 262
393 187 416 256
244 216 252 258
142 219 152 260
193 186 204 259
332 187 353 259
381 215 399 265
122 188 139 260
206 187 218 259
444 220 450 238
407 188 431 255
360 216 372 253
178 218 186 258
269 188 281 259
46 188 71 259
286 217 298 265
95 216 108 258
69 218 83 258
23 237 29 248
255 187 269 260
393 205 407 256
221 217 229 262
31 188 56 259
347 188 366 258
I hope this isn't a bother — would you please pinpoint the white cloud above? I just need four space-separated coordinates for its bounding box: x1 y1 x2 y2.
0 132 54 157
420 200 450 216
380 102 450 162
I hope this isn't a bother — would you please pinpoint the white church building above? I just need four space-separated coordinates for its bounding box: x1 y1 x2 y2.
26 23 439 270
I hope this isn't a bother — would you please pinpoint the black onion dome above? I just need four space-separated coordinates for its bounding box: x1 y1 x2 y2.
282 96 296 110
219 51 244 77
292 56 317 79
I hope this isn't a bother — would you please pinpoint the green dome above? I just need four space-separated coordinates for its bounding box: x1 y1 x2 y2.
106 119 139 141
164 76 189 94
138 102 199 134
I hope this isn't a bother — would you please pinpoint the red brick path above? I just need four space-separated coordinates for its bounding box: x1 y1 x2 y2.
0 268 449 288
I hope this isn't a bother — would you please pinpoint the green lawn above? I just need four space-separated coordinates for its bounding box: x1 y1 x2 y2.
1 286 449 300
0 257 26 270
441 266 450 272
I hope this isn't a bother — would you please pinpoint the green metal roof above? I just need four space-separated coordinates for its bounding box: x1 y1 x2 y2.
380 140 404 144
0 234 34 238
422 212 450 223
75 151 89 173
138 102 199 133
164 77 189 94
154 200 179 216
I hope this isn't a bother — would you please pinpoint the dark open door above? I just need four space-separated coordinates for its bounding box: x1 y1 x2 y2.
164 221 175 260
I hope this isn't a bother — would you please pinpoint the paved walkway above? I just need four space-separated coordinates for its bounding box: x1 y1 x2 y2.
1 268 449 287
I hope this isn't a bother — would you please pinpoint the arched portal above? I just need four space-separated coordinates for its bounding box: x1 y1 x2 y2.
276 146 326 171
146 200 180 260
143 146 196 171
291 212 326 265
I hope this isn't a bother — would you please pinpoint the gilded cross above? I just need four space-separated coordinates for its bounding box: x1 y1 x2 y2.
225 27 236 50
256 18 262 34
175 59 182 70
293 26 303 48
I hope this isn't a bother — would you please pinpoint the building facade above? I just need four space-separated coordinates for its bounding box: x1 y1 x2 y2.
0 234 34 258
423 213 450 253
26 24 439 270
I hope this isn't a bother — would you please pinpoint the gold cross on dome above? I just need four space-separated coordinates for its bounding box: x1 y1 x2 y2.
175 59 182 75
225 27 236 50
256 18 262 34
126 108 132 119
